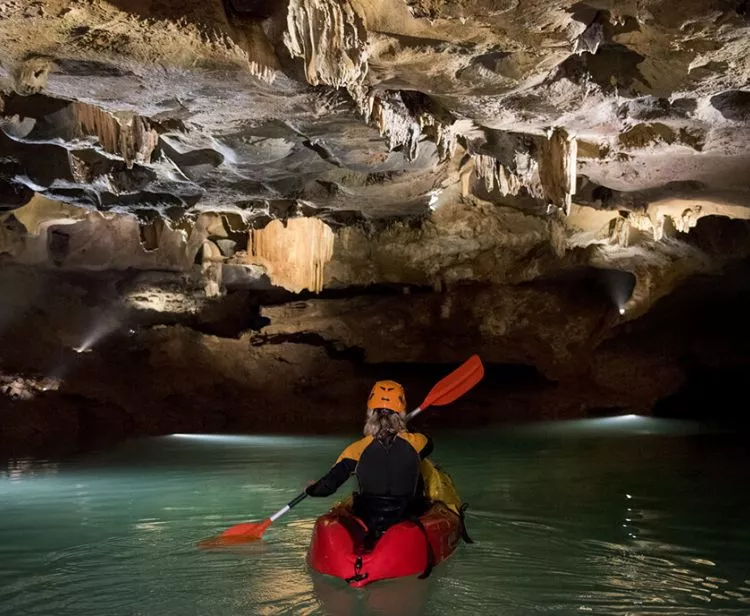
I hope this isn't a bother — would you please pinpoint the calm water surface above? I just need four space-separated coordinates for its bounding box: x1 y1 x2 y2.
1 417 750 616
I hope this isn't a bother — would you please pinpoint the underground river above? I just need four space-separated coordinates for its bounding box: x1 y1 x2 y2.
1 417 749 616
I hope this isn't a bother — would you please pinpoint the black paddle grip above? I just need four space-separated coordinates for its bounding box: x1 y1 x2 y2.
289 492 308 508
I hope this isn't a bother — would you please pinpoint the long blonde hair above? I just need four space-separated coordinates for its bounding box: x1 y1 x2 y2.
364 408 407 441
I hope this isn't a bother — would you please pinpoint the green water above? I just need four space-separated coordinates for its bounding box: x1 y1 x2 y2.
2 417 750 616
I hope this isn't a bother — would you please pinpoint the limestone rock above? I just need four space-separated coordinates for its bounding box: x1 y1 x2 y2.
246 217 335 293
1 0 750 449
285 0 370 88
73 103 159 168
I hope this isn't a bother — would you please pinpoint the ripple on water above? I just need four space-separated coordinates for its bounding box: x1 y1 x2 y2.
2 428 750 616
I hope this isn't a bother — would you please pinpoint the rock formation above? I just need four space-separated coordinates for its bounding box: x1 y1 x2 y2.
1 0 749 453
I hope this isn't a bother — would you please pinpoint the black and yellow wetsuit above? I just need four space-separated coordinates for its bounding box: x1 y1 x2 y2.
306 431 433 535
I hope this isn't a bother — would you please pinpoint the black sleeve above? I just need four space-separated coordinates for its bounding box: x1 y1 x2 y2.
305 458 357 497
420 435 434 459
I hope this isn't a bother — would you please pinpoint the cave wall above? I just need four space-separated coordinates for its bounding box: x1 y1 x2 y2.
3 217 750 455
2 0 750 454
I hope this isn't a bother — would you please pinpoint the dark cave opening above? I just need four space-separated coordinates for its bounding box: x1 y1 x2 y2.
653 365 750 427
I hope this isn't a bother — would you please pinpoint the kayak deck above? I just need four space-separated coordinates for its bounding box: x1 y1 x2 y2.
308 502 462 587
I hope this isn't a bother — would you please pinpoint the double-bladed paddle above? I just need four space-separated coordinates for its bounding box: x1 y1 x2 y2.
202 355 484 545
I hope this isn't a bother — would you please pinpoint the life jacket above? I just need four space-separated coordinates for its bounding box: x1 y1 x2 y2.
355 432 422 497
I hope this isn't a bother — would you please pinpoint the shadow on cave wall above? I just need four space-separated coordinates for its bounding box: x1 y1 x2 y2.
4 216 750 459
653 366 750 427
523 266 636 309
353 360 556 429
648 277 750 427
625 255 750 426
0 358 556 458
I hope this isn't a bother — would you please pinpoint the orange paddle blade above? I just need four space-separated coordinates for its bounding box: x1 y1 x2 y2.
220 518 272 539
198 535 257 549
198 519 273 549
419 355 484 410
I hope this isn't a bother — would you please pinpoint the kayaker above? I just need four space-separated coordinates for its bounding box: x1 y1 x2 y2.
305 380 433 538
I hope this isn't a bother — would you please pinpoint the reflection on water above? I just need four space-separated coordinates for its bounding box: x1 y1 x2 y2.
1 419 749 616
2 458 59 482
313 574 431 616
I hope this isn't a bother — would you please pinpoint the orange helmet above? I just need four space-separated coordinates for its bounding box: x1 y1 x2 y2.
367 380 407 414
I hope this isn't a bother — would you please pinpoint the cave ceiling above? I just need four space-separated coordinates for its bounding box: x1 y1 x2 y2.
0 0 749 348
3 0 750 446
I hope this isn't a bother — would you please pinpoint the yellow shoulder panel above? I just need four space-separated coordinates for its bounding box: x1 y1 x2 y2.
336 435 374 463
397 432 428 453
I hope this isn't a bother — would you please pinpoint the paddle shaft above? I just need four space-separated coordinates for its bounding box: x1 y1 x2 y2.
269 491 308 522
405 407 422 421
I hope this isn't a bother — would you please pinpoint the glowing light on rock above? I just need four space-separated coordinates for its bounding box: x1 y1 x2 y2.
1 375 61 398
428 190 442 211
599 269 635 318
73 319 118 353
125 289 198 313
247 218 334 293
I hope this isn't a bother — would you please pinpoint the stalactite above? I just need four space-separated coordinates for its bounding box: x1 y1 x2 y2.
628 211 657 240
418 113 458 160
348 86 458 162
472 154 524 196
610 216 630 247
348 86 422 160
201 239 224 298
73 103 159 168
370 96 421 161
348 84 375 122
573 22 604 55
247 217 334 293
284 0 369 88
247 61 277 84
539 127 577 215
674 208 701 233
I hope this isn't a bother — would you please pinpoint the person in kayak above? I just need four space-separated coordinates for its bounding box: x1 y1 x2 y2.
305 380 433 538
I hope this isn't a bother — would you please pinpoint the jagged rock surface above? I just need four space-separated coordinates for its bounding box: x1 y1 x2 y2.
1 0 750 451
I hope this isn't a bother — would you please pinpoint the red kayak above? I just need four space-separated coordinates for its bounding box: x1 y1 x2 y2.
308 501 462 587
